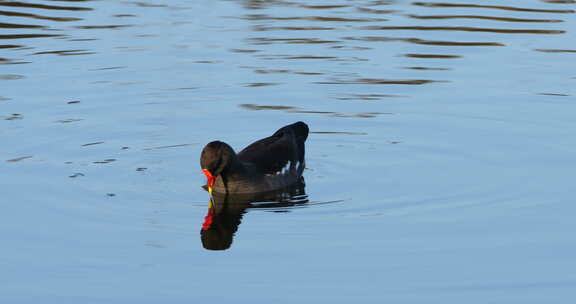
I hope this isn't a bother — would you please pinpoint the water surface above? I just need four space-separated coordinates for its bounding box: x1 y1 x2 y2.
1 0 576 303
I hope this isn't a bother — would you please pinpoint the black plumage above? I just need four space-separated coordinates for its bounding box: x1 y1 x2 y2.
200 121 308 194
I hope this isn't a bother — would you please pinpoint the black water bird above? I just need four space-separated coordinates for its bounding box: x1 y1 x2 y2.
200 121 308 194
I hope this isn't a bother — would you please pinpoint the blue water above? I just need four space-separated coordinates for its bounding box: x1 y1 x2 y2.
1 0 576 302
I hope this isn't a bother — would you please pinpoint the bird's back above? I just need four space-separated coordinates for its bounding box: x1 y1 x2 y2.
238 121 308 176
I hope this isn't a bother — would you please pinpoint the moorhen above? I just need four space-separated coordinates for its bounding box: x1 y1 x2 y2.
200 121 308 194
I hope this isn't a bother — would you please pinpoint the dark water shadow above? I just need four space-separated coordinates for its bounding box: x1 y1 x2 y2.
361 25 565 34
0 8 82 22
406 14 564 23
0 1 92 11
239 14 387 22
534 48 576 53
200 179 308 251
345 36 505 47
411 2 575 13
239 103 392 118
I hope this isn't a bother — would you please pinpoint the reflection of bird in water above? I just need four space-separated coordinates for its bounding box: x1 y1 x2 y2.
201 179 307 251
200 122 308 195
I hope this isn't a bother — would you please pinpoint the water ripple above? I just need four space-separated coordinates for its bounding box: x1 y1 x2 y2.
239 103 391 118
356 7 396 14
406 14 564 23
0 44 22 49
247 37 341 45
0 34 64 39
0 9 82 22
33 49 95 56
0 74 25 80
74 25 133 30
542 0 575 3
0 1 92 11
315 78 445 85
253 25 336 31
255 54 367 62
411 2 575 13
298 5 350 9
242 14 387 22
345 36 505 46
534 48 576 53
361 25 565 34
0 22 46 29
403 53 461 59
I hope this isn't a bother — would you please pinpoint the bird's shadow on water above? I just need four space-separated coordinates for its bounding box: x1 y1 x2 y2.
200 179 309 251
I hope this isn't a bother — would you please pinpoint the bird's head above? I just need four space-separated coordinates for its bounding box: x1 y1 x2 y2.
200 141 235 194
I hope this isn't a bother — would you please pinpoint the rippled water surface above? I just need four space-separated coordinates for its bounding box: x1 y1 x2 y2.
2 0 576 302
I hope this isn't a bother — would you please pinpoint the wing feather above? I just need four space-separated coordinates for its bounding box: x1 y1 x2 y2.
238 122 307 175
